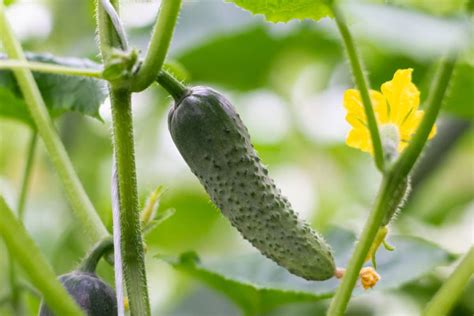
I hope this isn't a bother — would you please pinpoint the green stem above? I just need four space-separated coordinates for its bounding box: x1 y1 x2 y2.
110 88 150 315
156 70 188 101
131 0 182 92
0 4 109 241
8 132 37 315
96 0 151 314
17 133 37 221
423 247 474 316
391 58 457 177
96 0 125 59
0 60 103 78
0 196 84 316
330 3 385 172
79 237 114 273
327 57 457 315
327 175 400 316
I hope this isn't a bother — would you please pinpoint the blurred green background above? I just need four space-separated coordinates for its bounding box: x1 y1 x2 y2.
0 0 472 315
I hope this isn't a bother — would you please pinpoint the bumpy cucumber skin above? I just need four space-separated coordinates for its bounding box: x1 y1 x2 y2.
39 272 117 316
168 86 335 281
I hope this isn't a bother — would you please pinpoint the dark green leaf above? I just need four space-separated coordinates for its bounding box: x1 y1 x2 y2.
0 53 107 126
158 227 454 314
177 25 340 91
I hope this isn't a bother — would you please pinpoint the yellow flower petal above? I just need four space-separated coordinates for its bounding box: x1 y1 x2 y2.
400 110 423 141
381 69 420 126
370 90 389 124
346 128 372 154
344 89 365 120
346 113 366 129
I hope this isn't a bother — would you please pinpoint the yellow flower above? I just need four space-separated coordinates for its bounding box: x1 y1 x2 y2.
344 69 436 155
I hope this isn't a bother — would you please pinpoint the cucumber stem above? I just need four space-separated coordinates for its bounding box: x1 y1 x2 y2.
79 237 114 274
156 70 188 101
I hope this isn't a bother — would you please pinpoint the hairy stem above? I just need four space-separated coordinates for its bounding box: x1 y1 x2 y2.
0 196 84 316
0 60 103 78
0 3 109 241
110 88 150 315
79 237 114 273
8 132 37 315
327 57 457 315
330 3 385 172
96 0 151 314
391 58 457 177
327 175 399 315
132 0 182 92
423 247 474 316
156 70 188 101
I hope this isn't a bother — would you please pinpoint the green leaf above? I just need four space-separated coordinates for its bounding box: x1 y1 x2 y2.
158 252 331 315
177 25 340 91
158 227 454 313
226 0 332 23
0 87 32 125
0 53 107 126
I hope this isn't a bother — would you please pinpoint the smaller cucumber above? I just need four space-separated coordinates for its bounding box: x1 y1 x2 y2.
39 238 116 316
163 75 335 281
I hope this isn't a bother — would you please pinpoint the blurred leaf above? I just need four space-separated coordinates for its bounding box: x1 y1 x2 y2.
164 285 241 316
344 2 470 60
158 252 331 315
226 0 332 23
443 62 474 119
368 0 468 16
145 190 221 251
177 25 340 91
0 87 32 125
0 53 107 125
158 227 454 313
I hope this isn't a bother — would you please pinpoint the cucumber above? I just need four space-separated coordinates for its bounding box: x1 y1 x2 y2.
39 272 117 316
167 85 335 280
39 238 116 316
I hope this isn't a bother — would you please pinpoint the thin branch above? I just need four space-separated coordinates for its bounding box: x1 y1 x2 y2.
0 2 109 241
0 60 103 78
0 196 84 316
330 3 385 172
423 247 474 316
131 0 182 92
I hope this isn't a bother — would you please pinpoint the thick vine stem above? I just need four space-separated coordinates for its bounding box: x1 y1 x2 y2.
96 0 153 314
0 196 84 316
330 2 385 172
79 237 114 273
97 0 151 314
423 247 474 316
110 88 150 315
0 3 109 242
131 0 182 92
327 57 457 315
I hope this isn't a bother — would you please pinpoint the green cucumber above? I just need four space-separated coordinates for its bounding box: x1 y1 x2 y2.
39 238 117 316
166 82 335 281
